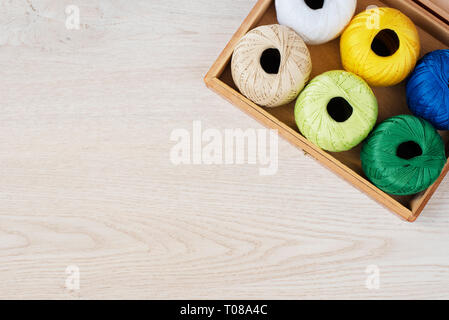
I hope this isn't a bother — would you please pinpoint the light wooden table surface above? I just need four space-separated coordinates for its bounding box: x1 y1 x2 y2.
1 0 449 300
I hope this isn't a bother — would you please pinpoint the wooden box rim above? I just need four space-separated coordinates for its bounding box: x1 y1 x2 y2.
204 0 449 222
414 0 449 24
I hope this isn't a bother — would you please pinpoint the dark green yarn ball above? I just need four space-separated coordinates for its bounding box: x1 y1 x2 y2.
361 115 446 195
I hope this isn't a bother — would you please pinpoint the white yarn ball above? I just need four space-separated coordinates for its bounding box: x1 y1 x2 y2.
231 24 312 108
276 0 357 45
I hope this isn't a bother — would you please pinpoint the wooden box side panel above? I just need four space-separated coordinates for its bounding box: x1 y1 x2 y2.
414 0 449 24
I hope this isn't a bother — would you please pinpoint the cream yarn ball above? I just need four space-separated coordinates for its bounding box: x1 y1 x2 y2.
231 24 312 108
275 0 357 45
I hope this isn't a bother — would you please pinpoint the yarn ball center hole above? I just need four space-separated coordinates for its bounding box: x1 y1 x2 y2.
371 29 400 57
397 141 423 160
327 97 353 122
304 0 324 10
260 48 281 74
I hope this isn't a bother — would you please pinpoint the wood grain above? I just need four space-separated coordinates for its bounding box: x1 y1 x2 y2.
1 0 449 300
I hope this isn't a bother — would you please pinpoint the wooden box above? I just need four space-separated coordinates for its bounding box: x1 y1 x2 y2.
204 0 449 222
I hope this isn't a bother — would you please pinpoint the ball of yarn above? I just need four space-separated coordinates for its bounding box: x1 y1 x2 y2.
275 0 357 45
361 115 446 195
341 7 420 87
407 50 449 130
231 24 312 108
295 70 378 152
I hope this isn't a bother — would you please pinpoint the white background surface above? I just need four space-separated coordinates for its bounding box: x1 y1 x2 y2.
1 0 449 299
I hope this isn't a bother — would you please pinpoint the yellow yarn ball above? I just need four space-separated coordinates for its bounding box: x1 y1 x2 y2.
340 7 420 87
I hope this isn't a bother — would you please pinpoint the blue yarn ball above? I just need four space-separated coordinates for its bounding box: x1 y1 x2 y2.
407 49 449 130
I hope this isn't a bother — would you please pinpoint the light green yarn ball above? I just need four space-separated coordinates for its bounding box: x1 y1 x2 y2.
295 70 378 152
